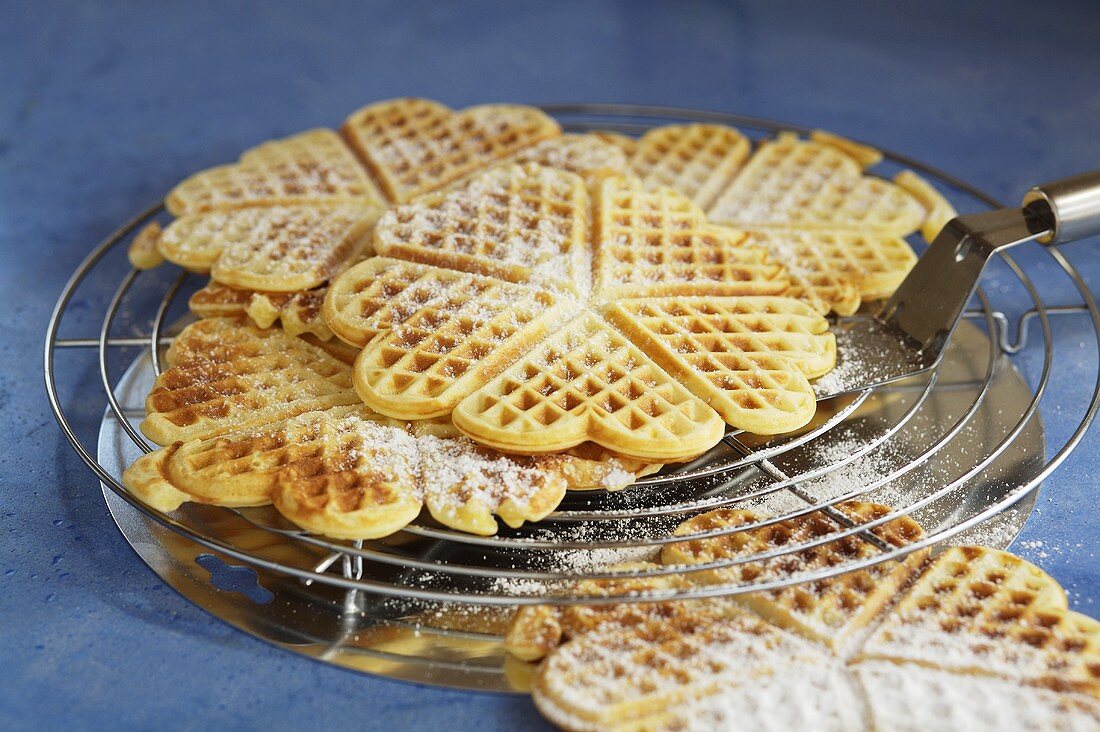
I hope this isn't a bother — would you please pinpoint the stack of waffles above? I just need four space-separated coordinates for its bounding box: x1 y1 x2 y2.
506 504 1100 731
124 97 953 540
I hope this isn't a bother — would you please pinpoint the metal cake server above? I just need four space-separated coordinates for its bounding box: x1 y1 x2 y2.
817 170 1100 399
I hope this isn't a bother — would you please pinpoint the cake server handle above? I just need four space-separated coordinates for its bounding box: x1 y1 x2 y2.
1023 170 1100 245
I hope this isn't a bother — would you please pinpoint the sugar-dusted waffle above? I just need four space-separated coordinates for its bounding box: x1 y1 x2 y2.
341 98 560 203
532 606 861 732
165 129 385 216
508 134 631 180
373 164 591 296
629 123 750 209
157 205 379 291
591 175 788 300
125 401 642 538
139 317 360 445
345 265 574 420
853 660 1100 732
189 281 335 340
708 131 926 236
605 296 835 434
860 546 1100 695
589 130 638 157
661 501 925 652
452 311 726 462
506 562 701 661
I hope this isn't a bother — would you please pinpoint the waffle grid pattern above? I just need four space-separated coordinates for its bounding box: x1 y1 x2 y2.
629 123 750 209
341 98 561 203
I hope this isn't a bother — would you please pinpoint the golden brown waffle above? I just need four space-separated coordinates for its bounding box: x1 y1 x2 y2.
373 163 591 296
140 317 359 445
507 134 631 179
629 123 750 209
853 660 1100 732
506 562 699 661
344 264 573 420
591 175 788 300
451 311 726 461
533 607 860 732
860 546 1100 695
341 98 560 203
128 222 165 270
165 129 385 216
708 131 926 236
188 281 252 318
661 501 926 652
605 296 835 434
896 168 961 242
188 281 335 340
744 227 918 311
125 403 642 538
158 205 379 291
589 131 638 157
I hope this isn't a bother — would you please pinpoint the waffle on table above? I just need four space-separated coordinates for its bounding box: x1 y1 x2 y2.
507 510 1100 731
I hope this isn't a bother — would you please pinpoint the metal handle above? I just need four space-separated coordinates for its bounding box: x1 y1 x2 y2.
1022 170 1100 245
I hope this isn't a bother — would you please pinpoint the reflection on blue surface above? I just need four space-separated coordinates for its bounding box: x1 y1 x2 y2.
1 1 1098 729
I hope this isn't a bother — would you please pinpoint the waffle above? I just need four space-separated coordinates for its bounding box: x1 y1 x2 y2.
745 228 917 309
126 402 641 537
158 205 378 291
341 98 560 203
708 131 926 236
128 222 165 270
189 281 335 340
452 311 726 462
189 281 252 318
860 546 1100 694
854 660 1100 732
605 296 835 434
506 562 702 662
343 263 573 420
532 607 860 732
591 175 789 300
589 131 638 157
165 129 384 216
372 163 591 296
896 168 960 242
629 123 750 209
139 317 359 445
508 134 631 179
661 501 926 652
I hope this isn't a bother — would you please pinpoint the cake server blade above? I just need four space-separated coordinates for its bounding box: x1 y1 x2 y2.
816 170 1100 400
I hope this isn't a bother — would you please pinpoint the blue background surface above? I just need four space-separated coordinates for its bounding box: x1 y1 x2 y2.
2 1 1098 729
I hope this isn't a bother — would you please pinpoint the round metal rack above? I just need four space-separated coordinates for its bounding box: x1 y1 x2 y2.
45 105 1100 691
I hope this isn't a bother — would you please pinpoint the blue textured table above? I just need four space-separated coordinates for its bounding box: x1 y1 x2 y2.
3 2 1099 729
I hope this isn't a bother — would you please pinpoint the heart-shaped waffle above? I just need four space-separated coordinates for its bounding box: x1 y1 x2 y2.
859 546 1100 694
509 515 1100 730
373 163 592 296
126 401 640 538
660 501 926 652
451 311 726 461
708 131 926 236
341 98 561 203
165 129 385 216
605 296 835 434
591 176 788 300
745 228 917 305
158 205 380 291
628 123 750 209
140 317 360 445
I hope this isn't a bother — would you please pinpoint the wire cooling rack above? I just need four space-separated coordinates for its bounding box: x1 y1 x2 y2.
44 104 1100 689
